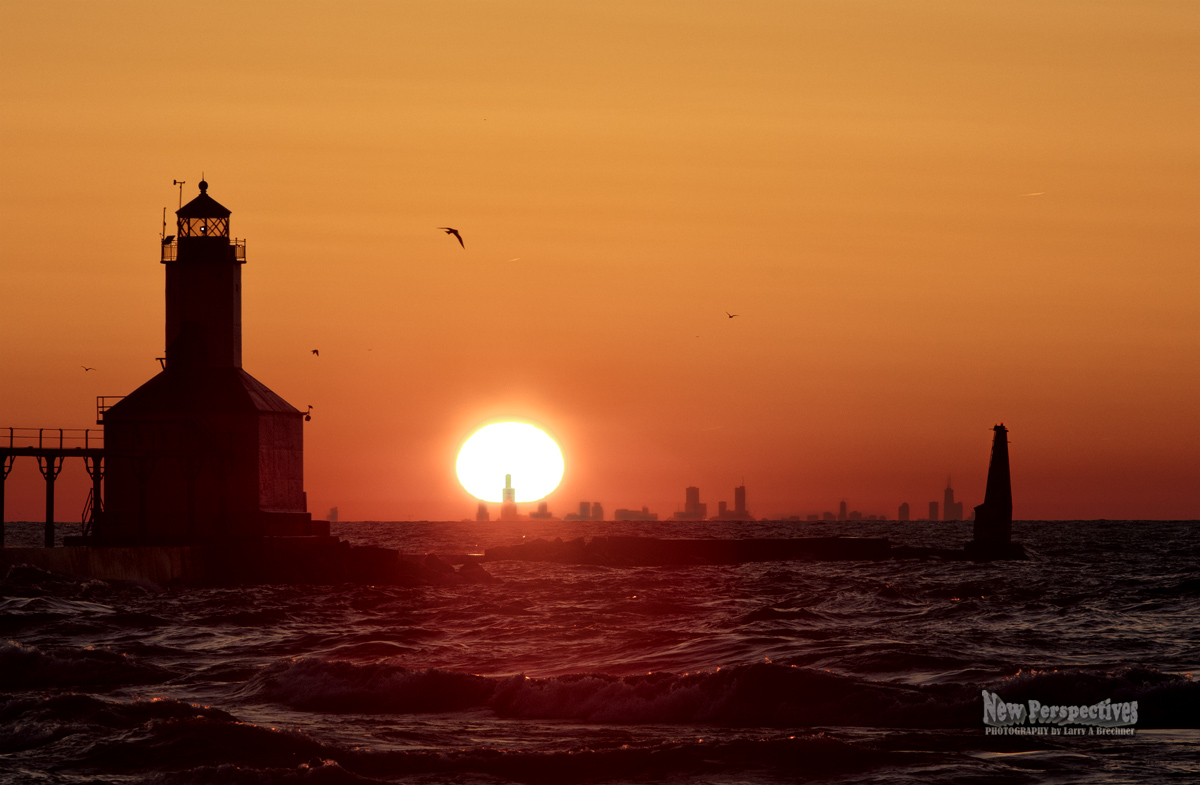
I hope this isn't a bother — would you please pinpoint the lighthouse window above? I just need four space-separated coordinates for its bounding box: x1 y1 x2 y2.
179 217 230 238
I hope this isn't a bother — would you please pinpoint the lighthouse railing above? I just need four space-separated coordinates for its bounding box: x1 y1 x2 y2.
1 427 104 451
96 397 125 425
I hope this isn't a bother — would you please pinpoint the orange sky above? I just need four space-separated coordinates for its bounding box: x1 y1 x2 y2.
2 1 1197 521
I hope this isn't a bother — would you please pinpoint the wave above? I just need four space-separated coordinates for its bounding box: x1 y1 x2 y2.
242 658 494 713
66 708 897 783
146 760 388 785
0 693 234 755
984 666 1200 726
243 659 1200 728
0 640 171 689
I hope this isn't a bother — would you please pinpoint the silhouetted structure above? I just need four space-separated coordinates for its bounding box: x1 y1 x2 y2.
614 507 658 521
529 501 554 519
967 423 1022 559
713 485 752 520
928 501 939 522
100 181 312 543
565 501 603 521
943 478 964 521
500 475 518 520
838 500 847 522
476 502 490 522
673 486 707 520
0 428 104 548
898 502 910 521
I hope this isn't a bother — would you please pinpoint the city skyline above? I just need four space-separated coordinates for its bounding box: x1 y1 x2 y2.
443 478 985 524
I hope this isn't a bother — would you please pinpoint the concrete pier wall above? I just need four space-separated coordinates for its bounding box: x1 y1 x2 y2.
0 546 207 584
0 538 495 586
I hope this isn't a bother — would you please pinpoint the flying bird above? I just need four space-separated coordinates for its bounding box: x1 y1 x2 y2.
726 312 739 319
81 366 96 371
439 227 465 248
312 349 319 356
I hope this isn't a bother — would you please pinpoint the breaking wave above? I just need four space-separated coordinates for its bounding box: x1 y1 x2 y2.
0 640 171 689
243 658 1199 728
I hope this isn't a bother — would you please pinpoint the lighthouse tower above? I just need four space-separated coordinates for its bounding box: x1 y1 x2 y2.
966 423 1023 559
100 181 312 543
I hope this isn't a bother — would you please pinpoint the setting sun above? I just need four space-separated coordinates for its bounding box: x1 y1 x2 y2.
456 422 565 503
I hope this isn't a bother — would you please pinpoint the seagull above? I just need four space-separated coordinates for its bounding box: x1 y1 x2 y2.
726 312 739 319
312 349 319 356
439 227 465 248
81 366 96 371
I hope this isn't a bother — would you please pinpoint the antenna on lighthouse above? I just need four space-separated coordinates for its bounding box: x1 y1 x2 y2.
172 179 186 209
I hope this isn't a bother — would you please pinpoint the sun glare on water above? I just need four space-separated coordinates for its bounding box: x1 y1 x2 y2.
456 422 564 503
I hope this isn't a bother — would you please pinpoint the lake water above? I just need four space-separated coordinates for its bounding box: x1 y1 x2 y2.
2 519 1197 783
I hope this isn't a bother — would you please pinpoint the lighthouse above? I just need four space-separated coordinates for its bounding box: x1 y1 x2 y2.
966 423 1023 559
99 181 313 544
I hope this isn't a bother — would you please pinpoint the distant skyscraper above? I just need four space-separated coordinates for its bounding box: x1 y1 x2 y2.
563 501 603 521
673 486 707 519
929 501 939 521
898 502 910 522
500 475 517 520
712 485 751 520
838 501 847 522
943 478 964 521
529 501 553 519
476 502 490 522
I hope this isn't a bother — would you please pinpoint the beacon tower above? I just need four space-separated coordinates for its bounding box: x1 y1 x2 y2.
967 424 1018 558
100 181 312 543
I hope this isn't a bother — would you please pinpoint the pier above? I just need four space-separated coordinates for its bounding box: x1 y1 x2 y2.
0 427 104 548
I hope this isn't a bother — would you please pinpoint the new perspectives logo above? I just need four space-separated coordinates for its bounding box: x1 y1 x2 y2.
982 690 1138 736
